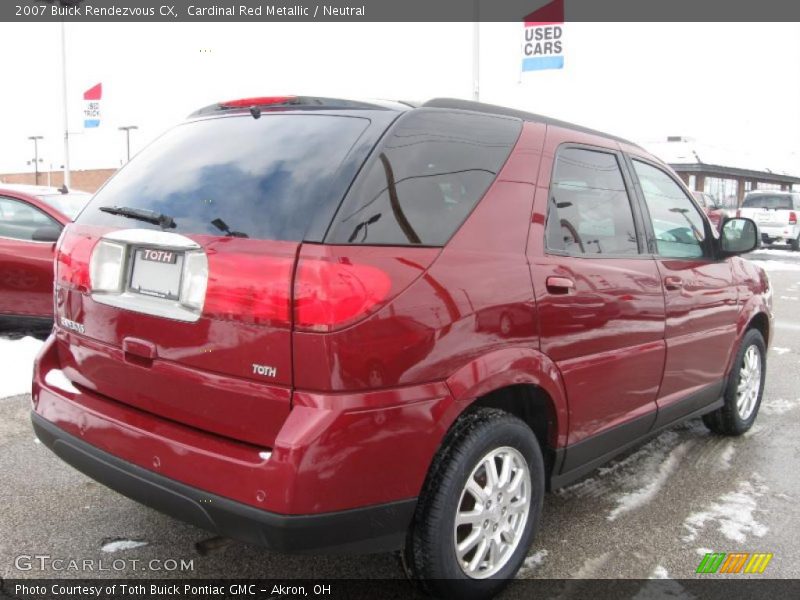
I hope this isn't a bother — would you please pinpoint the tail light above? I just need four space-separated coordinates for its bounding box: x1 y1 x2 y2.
55 226 95 293
294 258 392 332
204 252 294 326
790 211 797 225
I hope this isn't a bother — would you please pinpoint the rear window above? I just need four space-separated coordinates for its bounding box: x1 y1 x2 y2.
325 109 522 246
742 195 793 209
77 114 370 240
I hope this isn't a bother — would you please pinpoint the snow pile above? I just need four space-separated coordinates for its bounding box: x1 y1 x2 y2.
649 565 670 579
718 443 735 470
516 549 548 578
101 539 148 553
760 397 800 415
682 478 768 543
0 336 44 398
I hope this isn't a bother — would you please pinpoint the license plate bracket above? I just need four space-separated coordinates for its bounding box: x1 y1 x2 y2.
129 247 185 300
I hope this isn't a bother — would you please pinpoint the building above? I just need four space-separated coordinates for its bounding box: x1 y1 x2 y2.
0 168 116 194
646 137 800 208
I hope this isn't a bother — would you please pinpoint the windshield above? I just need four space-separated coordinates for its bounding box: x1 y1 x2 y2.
742 195 793 209
37 192 92 220
77 114 370 240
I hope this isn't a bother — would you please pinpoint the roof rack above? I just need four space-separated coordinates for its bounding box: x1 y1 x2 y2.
421 98 640 147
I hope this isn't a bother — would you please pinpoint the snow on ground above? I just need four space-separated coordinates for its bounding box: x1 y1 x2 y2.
760 397 800 416
607 441 691 521
718 443 735 470
649 565 670 579
101 539 148 553
0 336 44 398
772 347 791 355
748 260 800 272
695 547 714 556
682 477 768 543
516 549 549 578
556 430 692 522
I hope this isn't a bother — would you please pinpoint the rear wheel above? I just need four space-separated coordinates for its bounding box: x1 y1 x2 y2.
404 408 544 599
790 235 799 252
703 328 766 435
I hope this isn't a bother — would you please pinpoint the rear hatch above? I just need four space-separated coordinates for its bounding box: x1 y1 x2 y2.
740 193 795 227
54 108 386 447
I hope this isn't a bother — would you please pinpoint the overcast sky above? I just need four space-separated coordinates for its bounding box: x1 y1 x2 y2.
0 22 798 176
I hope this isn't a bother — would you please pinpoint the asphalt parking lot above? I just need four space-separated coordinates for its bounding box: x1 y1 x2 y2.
2 249 799 585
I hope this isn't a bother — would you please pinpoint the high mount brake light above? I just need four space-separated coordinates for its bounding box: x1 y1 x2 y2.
220 96 297 109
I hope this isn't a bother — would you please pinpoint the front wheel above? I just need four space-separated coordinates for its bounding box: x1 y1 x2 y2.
703 328 766 435
404 408 544 599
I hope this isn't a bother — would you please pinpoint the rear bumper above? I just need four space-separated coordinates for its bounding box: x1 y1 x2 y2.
32 332 456 553
760 224 799 244
32 412 415 554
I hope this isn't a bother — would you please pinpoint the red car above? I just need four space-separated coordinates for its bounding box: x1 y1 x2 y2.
31 97 770 598
0 184 91 325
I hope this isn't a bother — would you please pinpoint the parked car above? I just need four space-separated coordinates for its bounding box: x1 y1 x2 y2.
0 184 91 324
691 191 726 230
738 190 800 250
31 97 771 599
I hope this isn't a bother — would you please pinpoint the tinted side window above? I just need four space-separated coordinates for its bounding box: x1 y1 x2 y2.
545 148 639 256
0 197 58 241
326 109 522 246
633 160 706 259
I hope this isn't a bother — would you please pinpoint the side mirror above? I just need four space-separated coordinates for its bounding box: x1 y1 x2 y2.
720 218 758 255
31 226 62 243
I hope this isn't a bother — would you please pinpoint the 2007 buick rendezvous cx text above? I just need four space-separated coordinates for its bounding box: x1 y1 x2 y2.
32 95 771 599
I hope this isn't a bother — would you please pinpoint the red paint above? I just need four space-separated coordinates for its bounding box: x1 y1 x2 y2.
32 107 772 522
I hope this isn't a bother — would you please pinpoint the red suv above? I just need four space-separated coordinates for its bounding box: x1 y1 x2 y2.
32 97 770 598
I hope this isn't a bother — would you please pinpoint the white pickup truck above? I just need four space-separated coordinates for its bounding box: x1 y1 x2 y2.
738 191 800 250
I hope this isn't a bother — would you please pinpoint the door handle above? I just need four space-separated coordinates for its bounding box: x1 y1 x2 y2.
122 337 157 367
546 276 575 294
664 276 683 290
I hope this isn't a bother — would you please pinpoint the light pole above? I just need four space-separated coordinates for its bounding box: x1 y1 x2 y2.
118 125 138 162
28 136 44 185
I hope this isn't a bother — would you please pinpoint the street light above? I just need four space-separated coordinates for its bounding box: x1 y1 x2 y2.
118 125 138 162
28 136 44 185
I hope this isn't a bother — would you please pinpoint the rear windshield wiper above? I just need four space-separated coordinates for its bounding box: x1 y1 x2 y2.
99 206 176 229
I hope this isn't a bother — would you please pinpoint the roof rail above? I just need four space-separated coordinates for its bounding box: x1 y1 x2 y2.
422 98 640 147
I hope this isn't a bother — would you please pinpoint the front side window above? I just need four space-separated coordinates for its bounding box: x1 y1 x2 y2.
0 197 59 241
545 147 639 256
633 160 707 259
326 109 522 246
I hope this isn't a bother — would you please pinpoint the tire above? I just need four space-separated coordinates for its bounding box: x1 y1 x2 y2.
404 408 544 600
703 328 766 435
790 235 799 252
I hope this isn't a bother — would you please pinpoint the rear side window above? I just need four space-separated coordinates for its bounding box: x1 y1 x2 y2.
76 114 370 240
325 109 522 246
742 195 793 210
545 147 639 256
